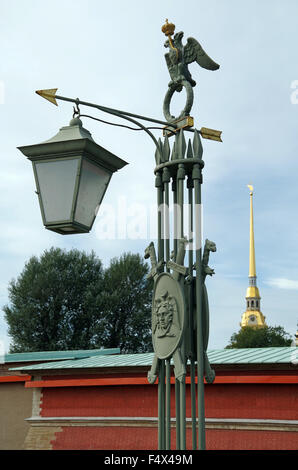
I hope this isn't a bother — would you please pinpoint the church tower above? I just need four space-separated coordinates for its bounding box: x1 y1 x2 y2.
240 185 266 328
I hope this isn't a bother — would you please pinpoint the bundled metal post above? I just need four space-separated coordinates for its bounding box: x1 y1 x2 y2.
147 126 217 450
145 20 220 451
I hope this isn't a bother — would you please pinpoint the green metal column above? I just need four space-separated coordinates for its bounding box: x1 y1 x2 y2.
156 169 166 449
156 170 164 263
165 359 171 449
158 359 166 449
193 162 206 450
172 176 177 259
175 378 180 449
177 157 186 450
187 174 197 449
163 167 171 272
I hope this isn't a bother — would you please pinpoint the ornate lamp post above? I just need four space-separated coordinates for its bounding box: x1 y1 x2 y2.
146 19 221 450
18 20 222 450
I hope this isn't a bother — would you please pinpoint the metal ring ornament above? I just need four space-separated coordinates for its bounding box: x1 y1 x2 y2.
163 79 194 123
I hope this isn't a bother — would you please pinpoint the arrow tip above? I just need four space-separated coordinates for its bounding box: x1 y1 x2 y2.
35 88 58 106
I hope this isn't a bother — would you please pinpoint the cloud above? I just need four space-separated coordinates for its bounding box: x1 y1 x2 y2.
265 278 298 290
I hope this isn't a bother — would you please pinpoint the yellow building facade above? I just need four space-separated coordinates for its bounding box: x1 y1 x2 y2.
240 185 266 328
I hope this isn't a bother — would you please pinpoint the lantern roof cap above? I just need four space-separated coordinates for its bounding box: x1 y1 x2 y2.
18 117 129 173
42 117 95 144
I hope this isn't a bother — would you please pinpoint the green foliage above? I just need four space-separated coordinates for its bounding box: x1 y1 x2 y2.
226 325 293 349
3 248 152 354
93 253 153 353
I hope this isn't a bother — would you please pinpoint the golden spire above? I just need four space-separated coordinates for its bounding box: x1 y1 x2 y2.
248 184 256 277
241 184 266 328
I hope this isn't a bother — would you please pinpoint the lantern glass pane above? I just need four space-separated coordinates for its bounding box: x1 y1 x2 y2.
35 158 80 223
74 159 111 228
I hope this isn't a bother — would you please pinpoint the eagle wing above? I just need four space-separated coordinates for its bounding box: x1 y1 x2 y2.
184 37 220 71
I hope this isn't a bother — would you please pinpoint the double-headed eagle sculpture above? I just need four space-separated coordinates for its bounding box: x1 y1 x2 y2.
162 19 220 91
161 20 220 124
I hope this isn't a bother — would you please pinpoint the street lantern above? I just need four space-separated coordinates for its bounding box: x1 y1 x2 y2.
18 117 128 234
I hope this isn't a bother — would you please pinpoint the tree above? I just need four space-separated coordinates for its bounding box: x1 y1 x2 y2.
3 248 152 353
225 325 293 349
93 253 153 353
4 247 104 352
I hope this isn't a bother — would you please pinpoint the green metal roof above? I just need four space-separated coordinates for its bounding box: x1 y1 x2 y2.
208 347 297 364
10 347 298 372
3 348 120 364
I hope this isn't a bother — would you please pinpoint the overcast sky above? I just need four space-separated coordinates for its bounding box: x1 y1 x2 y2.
1 0 298 352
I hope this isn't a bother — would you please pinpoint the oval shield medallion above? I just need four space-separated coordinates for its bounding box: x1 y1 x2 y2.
152 273 185 360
